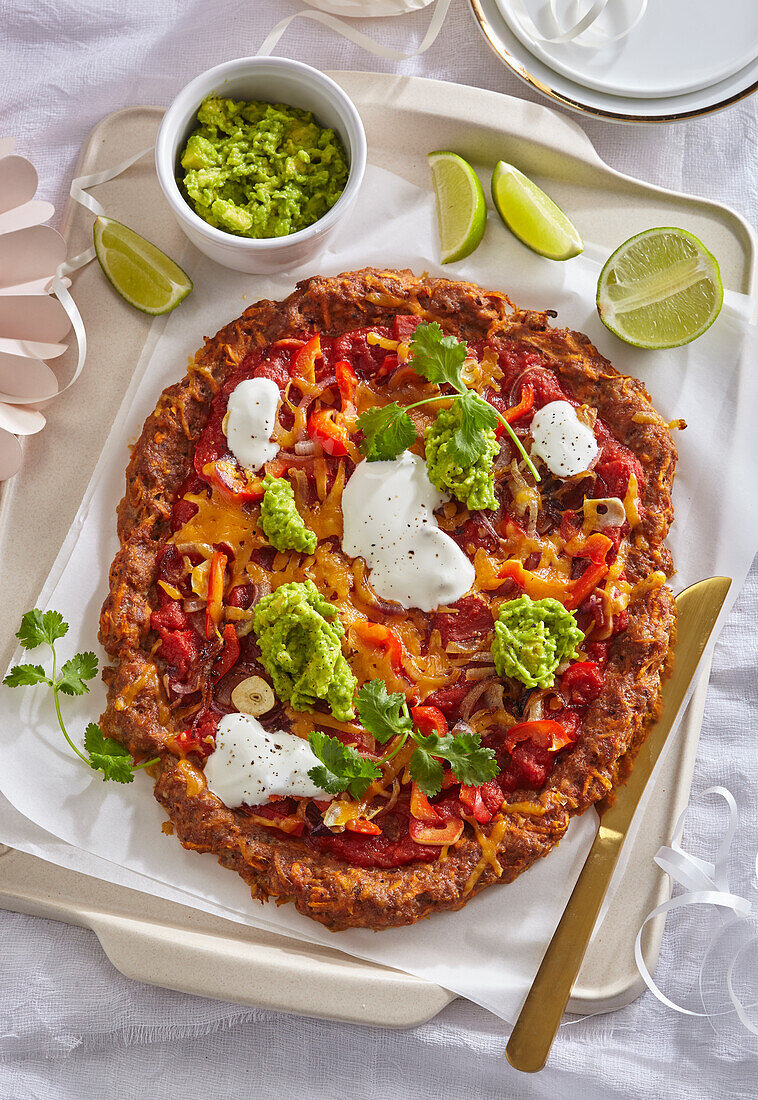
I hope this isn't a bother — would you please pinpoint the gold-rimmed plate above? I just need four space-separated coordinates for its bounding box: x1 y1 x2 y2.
469 0 758 123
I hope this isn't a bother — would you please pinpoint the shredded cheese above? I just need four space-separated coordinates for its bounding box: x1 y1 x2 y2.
630 571 666 601
623 473 641 529
366 333 399 351
157 579 182 601
463 816 508 895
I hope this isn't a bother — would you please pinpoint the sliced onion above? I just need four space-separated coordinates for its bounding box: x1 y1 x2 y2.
273 451 317 466
474 510 506 547
451 719 475 738
445 639 484 656
461 677 498 719
467 651 496 664
294 439 319 456
182 597 205 613
168 677 202 697
508 366 554 406
381 777 401 814
465 667 498 681
522 689 547 723
484 682 504 711
297 390 318 411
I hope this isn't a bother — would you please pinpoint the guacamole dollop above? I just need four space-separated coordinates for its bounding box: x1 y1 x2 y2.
491 595 584 689
259 475 317 555
179 96 350 239
253 580 356 721
424 404 500 511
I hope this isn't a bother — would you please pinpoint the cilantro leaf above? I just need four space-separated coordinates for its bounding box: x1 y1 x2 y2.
356 679 413 745
357 402 416 462
84 723 135 784
3 663 51 689
445 390 501 468
308 729 381 799
408 322 468 393
408 748 445 797
16 609 68 650
420 729 499 788
56 652 99 696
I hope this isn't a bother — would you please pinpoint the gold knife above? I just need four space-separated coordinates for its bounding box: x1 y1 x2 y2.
505 575 731 1073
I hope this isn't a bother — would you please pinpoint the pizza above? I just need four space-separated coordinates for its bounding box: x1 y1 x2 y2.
98 269 677 931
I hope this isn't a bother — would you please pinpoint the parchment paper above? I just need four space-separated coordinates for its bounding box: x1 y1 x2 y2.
1 165 757 1023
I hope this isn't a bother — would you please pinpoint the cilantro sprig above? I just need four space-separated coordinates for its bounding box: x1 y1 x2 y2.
307 679 498 800
307 729 381 799
356 322 539 479
3 609 158 783
357 680 498 796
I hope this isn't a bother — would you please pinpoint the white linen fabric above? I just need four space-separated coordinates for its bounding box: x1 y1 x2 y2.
1 0 757 1096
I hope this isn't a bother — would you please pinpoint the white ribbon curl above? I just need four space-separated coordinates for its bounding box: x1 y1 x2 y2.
48 145 153 395
504 0 648 49
635 787 758 1034
259 0 453 61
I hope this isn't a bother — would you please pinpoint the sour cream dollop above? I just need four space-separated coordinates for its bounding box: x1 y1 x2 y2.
204 713 328 808
341 452 475 612
224 377 280 472
530 400 599 478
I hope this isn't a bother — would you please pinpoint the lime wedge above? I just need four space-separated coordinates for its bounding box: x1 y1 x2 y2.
491 161 582 261
597 227 723 349
427 151 487 264
93 216 192 315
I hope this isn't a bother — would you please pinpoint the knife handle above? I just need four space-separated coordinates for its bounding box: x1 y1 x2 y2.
505 824 623 1073
506 575 731 1073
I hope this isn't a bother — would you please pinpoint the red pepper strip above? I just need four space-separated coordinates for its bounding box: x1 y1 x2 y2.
564 561 609 610
204 551 227 640
410 705 449 738
410 782 442 824
356 621 409 673
291 333 321 379
376 352 399 379
213 622 240 682
345 818 382 835
459 784 492 823
505 719 576 753
571 532 614 566
203 459 264 503
499 545 610 610
308 407 349 457
440 768 458 790
409 818 464 845
335 358 358 413
495 383 535 438
499 559 573 603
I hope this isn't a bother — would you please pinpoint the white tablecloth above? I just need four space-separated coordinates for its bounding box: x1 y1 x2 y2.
2 1 757 1096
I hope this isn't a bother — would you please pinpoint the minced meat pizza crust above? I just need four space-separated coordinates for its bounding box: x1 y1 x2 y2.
99 268 677 931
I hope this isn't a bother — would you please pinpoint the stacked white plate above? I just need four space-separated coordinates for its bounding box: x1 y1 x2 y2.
471 0 758 121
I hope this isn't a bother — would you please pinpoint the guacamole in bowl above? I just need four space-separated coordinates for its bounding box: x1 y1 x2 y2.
179 95 350 240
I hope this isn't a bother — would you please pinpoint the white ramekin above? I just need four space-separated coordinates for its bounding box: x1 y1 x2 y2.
155 57 367 274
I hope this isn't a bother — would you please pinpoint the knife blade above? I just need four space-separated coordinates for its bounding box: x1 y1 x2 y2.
505 575 731 1073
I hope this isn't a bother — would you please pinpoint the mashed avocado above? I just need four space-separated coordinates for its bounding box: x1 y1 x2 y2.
179 96 349 239
253 580 356 720
259 475 317 555
491 595 584 689
424 404 500 511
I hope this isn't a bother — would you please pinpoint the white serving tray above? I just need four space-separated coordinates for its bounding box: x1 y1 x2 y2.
0 73 753 1026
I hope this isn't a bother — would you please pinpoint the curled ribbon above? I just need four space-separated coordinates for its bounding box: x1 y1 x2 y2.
258 0 453 60
504 0 648 49
635 786 758 1034
47 145 153 396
